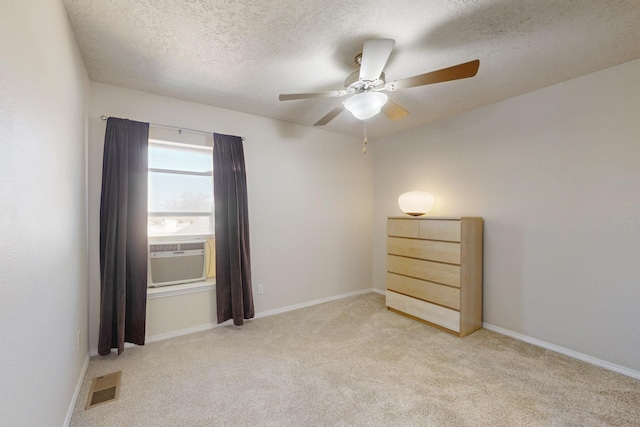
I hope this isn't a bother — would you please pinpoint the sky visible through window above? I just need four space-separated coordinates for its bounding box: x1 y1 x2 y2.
149 144 212 172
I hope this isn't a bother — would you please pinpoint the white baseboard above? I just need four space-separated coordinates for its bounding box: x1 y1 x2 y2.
89 323 235 356
64 353 90 426
145 323 224 344
254 288 373 319
141 288 376 344
372 288 386 296
483 323 640 380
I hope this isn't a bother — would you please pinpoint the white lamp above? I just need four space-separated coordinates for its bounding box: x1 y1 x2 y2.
344 92 388 120
398 191 434 216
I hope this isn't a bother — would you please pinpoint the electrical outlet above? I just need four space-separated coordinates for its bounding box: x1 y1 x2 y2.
257 284 264 295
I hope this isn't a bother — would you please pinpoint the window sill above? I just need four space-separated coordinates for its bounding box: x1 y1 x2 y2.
147 278 216 300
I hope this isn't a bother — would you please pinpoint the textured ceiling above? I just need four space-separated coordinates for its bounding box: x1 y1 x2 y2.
63 0 640 139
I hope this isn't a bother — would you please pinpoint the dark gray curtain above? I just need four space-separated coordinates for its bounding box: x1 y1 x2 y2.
213 133 254 325
99 117 149 356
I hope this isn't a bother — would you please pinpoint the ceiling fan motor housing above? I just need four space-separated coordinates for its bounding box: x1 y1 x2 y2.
345 70 386 93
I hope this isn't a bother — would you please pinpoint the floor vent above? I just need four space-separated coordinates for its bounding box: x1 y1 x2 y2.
85 371 121 410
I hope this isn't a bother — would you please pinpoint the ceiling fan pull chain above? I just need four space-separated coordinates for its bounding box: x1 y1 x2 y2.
362 122 368 155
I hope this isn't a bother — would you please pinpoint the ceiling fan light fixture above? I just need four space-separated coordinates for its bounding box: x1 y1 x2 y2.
344 92 388 120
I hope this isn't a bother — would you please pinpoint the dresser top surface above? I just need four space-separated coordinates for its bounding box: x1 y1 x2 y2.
388 216 482 220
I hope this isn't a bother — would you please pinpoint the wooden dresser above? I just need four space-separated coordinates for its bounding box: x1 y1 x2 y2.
386 217 483 337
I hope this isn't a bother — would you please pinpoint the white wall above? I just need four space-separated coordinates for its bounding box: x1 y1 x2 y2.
372 58 640 372
88 83 373 353
0 1 90 425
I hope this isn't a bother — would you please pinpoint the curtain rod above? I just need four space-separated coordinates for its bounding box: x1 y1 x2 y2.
100 115 245 140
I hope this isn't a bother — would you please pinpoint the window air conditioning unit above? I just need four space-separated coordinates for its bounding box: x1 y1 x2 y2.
148 240 206 287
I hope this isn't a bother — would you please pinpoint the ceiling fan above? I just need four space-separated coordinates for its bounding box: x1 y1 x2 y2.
279 39 480 126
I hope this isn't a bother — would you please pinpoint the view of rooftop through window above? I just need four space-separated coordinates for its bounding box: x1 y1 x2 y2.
148 140 214 237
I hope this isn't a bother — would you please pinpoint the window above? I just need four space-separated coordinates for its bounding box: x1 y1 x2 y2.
148 139 214 238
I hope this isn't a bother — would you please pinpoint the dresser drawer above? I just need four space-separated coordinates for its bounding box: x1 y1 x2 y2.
419 220 461 242
387 237 461 264
387 219 420 238
386 273 460 310
387 255 460 287
387 291 460 332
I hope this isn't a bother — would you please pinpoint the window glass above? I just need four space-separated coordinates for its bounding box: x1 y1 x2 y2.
148 172 213 213
148 215 213 237
149 144 212 173
148 141 213 237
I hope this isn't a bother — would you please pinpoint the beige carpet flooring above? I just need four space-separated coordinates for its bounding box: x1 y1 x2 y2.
70 293 640 426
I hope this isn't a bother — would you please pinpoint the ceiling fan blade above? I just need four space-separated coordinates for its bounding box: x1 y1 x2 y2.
382 100 409 121
279 91 344 101
314 105 344 126
359 38 395 81
389 59 480 91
